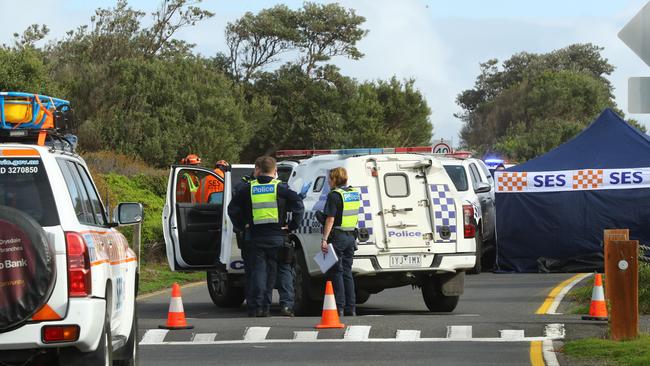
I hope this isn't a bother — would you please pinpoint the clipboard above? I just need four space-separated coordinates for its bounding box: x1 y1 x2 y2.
313 244 338 273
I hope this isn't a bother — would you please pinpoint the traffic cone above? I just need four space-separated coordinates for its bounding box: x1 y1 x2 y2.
315 281 345 329
582 274 608 321
159 283 194 329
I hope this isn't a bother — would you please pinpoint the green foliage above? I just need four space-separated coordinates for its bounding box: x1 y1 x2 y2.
0 47 59 95
563 334 650 366
457 44 627 160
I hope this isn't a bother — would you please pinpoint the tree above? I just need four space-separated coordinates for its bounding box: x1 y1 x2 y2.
457 44 623 159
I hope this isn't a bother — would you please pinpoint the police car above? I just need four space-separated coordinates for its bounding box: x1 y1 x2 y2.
0 93 142 365
435 154 496 273
278 148 476 314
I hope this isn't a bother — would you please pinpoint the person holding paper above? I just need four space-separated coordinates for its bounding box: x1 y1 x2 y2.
320 167 360 317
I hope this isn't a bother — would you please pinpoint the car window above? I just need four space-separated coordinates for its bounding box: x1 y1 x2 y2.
469 164 483 184
384 173 410 197
0 157 59 226
443 165 469 191
313 176 326 192
231 167 254 195
277 166 293 183
73 163 108 226
477 161 494 182
57 159 96 225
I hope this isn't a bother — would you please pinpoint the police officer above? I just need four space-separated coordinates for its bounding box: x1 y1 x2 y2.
228 156 303 317
320 167 360 317
233 172 256 316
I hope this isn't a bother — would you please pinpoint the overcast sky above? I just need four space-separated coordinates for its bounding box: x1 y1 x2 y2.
2 0 649 146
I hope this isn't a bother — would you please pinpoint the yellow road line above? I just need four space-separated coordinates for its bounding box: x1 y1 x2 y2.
137 280 206 300
529 341 545 366
535 273 589 315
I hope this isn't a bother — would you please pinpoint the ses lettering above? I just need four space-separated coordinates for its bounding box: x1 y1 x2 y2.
609 172 643 184
533 174 566 188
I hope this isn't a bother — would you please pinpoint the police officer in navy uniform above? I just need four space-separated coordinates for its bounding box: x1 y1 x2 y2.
233 172 256 316
228 156 303 317
320 167 360 317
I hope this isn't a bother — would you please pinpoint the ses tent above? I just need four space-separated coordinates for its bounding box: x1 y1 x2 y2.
495 108 650 272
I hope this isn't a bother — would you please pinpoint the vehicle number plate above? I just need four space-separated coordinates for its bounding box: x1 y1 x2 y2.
389 255 422 267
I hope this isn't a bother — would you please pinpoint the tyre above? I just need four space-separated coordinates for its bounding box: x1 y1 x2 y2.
114 295 138 365
293 249 321 316
421 278 460 312
59 311 112 366
0 206 56 332
355 289 371 305
468 231 482 274
206 271 245 308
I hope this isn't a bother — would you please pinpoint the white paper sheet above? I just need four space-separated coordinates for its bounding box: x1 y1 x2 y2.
313 244 338 273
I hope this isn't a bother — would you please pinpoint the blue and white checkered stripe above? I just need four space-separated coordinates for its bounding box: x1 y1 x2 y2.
429 184 457 243
357 186 373 240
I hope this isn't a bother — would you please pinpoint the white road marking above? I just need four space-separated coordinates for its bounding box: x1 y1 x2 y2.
343 326 371 341
140 329 168 345
447 325 472 339
542 340 560 366
395 330 421 341
293 331 318 341
499 330 525 340
544 324 565 339
243 327 271 342
193 333 216 343
547 273 592 314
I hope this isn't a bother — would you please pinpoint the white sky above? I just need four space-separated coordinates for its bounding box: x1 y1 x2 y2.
1 0 649 145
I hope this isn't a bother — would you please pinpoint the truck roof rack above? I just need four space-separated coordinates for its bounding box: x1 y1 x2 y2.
0 92 76 151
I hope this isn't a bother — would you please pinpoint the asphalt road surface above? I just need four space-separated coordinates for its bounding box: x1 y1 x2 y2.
137 273 596 366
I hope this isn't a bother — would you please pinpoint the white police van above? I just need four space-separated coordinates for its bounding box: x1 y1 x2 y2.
0 92 142 365
436 154 496 273
278 148 477 314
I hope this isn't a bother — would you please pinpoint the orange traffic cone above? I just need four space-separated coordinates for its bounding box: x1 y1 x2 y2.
582 273 608 321
315 281 345 329
159 283 194 329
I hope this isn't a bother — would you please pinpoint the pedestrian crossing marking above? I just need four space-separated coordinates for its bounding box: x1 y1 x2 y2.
500 330 525 340
343 325 371 341
243 327 270 342
395 330 420 341
139 324 565 345
193 333 216 343
447 325 472 339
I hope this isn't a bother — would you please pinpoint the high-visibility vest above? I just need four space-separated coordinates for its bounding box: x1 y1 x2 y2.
177 172 200 203
333 187 361 231
197 169 224 203
250 179 281 225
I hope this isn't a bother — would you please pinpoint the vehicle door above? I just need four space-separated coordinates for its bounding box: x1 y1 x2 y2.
163 166 229 271
371 158 434 254
468 163 495 240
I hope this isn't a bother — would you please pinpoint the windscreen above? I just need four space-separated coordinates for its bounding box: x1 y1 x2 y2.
231 167 254 194
443 165 469 192
0 158 59 226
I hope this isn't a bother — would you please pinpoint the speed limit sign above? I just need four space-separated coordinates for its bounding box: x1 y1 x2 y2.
432 140 453 154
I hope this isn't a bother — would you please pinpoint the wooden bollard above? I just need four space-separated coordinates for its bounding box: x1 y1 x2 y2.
605 239 639 341
603 229 629 297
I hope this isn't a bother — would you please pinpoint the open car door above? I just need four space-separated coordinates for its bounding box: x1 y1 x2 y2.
163 165 231 271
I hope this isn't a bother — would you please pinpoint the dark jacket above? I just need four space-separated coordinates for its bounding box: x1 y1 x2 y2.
227 175 304 239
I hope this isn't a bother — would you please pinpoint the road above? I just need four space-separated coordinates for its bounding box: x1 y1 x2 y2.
137 273 596 366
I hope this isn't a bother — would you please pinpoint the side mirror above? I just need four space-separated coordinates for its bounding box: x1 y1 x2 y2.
474 182 492 194
115 202 144 225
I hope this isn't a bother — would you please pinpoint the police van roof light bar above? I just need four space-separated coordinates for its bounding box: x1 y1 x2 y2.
275 146 437 158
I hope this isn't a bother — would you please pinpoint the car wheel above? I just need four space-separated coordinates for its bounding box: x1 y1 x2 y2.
114 295 138 365
421 277 460 313
206 271 245 308
59 310 112 366
468 232 483 274
293 249 321 316
355 289 371 305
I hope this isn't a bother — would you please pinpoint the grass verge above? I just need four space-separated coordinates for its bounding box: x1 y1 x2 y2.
563 334 650 366
139 261 205 295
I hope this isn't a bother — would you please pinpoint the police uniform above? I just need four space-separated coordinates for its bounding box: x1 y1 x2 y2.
227 175 304 317
323 186 360 315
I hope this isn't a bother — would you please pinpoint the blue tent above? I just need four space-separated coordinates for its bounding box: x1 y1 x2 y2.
495 108 650 272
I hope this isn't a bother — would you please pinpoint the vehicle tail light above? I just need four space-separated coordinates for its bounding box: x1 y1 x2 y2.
42 325 80 343
463 205 476 238
66 232 92 297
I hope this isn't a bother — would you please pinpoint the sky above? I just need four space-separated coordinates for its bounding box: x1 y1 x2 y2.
1 0 649 146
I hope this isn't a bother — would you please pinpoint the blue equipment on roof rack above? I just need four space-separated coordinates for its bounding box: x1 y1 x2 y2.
0 92 75 147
